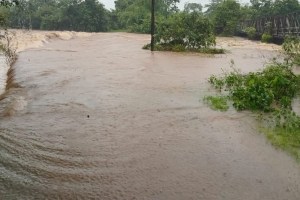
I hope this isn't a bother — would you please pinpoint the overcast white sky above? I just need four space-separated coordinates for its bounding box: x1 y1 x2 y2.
100 0 250 10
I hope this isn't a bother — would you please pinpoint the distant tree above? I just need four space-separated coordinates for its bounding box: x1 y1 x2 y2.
8 0 110 32
250 0 275 17
207 0 242 36
205 0 223 16
0 0 18 7
184 3 202 13
114 0 179 33
0 0 18 27
273 0 300 15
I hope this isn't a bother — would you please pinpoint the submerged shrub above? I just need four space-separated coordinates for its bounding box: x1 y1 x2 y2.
155 12 216 49
206 56 300 160
261 33 272 43
244 27 256 40
204 96 229 111
208 64 300 112
283 36 300 65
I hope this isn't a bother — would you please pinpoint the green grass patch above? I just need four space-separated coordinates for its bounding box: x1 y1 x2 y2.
259 109 300 160
261 127 300 160
203 96 229 111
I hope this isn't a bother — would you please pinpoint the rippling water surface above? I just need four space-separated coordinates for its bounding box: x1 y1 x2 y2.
0 33 300 199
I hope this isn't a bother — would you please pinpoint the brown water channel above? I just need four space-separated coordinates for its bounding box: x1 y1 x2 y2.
0 33 300 199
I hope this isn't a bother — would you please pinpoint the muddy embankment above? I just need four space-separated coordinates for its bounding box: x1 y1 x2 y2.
1 32 300 200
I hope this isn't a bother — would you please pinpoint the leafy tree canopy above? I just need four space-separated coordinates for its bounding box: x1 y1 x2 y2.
184 3 202 13
114 0 179 33
8 0 110 32
0 0 18 7
206 0 242 36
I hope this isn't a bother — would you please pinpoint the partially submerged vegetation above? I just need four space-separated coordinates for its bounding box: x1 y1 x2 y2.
203 96 229 111
283 36 300 66
208 63 300 111
262 109 300 159
142 43 224 54
143 12 224 54
205 38 300 160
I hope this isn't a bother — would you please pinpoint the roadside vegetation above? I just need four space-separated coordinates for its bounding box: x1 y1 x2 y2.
205 38 300 160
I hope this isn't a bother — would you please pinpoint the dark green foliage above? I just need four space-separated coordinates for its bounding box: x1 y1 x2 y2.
207 62 300 160
209 64 300 112
246 0 300 20
206 0 242 36
142 11 220 53
244 27 256 40
0 0 18 7
8 0 110 32
154 12 216 50
261 33 272 43
0 0 17 27
114 0 179 33
0 7 8 26
272 0 300 16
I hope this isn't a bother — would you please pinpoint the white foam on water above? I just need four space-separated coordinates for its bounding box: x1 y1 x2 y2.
0 30 94 95
0 55 8 94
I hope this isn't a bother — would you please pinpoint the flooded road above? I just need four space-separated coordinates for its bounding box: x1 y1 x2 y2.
0 33 300 199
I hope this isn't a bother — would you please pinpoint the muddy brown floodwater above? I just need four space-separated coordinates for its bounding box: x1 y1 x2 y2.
0 33 300 199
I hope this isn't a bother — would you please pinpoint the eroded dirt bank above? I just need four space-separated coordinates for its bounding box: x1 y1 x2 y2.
0 32 299 199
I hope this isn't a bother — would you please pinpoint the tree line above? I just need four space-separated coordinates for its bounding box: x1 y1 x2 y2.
0 0 299 36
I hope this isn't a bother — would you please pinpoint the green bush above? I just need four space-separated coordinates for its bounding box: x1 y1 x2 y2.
244 27 256 40
208 64 300 112
155 12 216 50
206 61 300 160
261 33 272 43
283 36 300 65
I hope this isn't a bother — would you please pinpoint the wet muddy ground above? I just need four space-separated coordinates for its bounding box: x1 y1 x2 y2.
0 33 300 199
